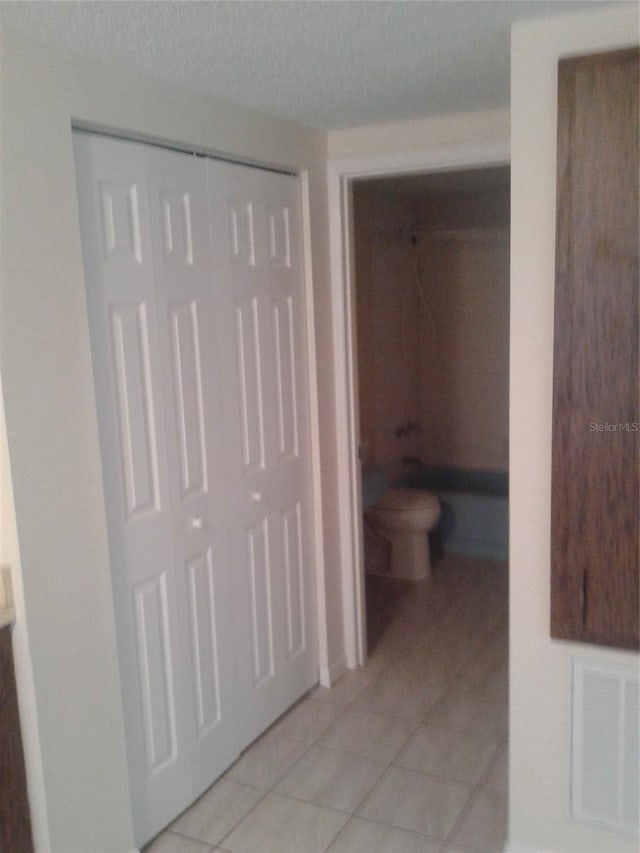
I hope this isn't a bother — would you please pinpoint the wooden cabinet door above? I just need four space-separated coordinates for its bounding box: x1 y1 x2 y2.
551 48 639 650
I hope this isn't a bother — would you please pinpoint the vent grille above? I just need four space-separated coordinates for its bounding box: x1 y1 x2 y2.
572 658 639 835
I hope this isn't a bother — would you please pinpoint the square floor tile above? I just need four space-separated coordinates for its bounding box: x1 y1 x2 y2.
395 720 500 784
427 689 507 740
275 745 386 812
452 787 507 852
221 792 349 853
269 697 342 743
170 778 263 846
385 653 459 694
225 729 308 790
319 707 416 763
358 765 472 839
350 673 443 720
457 650 508 705
144 830 212 853
483 745 508 793
327 816 442 852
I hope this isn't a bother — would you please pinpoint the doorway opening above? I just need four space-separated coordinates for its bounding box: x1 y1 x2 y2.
352 165 510 658
327 139 510 669
324 146 509 850
327 149 511 848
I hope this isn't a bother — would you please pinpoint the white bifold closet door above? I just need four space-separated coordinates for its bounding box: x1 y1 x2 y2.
207 159 317 747
73 133 317 846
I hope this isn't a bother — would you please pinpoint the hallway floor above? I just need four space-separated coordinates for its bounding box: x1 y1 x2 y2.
146 552 508 853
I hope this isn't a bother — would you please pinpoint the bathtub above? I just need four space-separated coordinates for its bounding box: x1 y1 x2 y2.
398 465 509 561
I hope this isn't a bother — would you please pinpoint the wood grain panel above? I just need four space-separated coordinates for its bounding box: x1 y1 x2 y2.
0 627 33 853
551 48 639 650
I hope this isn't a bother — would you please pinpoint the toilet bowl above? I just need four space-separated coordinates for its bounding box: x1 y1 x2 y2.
367 488 441 580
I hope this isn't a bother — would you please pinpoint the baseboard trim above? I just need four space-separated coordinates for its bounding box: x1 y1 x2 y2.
319 653 347 687
504 842 557 853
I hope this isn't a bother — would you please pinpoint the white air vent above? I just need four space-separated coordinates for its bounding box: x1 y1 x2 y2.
572 658 639 836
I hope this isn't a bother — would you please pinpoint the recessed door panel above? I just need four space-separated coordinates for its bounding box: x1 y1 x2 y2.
282 502 305 659
272 296 299 461
247 518 275 685
186 549 222 735
169 300 208 500
99 181 143 263
267 204 291 268
110 302 161 520
229 202 256 267
133 572 178 775
161 191 195 265
235 297 266 473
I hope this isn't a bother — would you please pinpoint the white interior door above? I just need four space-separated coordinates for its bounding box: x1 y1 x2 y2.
145 147 239 798
74 135 238 843
74 136 192 841
207 161 318 747
74 133 318 845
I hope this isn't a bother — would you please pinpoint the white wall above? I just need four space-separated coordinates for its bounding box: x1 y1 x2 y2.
418 231 509 472
353 186 422 470
328 108 510 159
0 28 337 852
509 5 639 852
353 185 509 474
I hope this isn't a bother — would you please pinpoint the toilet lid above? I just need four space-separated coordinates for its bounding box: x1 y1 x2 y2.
377 488 438 511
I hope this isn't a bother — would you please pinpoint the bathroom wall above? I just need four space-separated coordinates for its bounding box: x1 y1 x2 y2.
418 189 510 472
354 182 509 476
353 186 422 471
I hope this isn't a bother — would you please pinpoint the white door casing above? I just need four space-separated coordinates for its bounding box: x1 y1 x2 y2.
74 133 317 845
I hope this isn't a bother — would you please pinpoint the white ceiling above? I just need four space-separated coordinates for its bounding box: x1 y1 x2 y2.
1 0 613 130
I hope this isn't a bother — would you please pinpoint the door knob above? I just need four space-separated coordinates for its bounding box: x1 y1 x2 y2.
190 515 204 530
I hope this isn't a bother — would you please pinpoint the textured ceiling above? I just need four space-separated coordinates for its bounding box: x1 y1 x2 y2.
1 0 614 130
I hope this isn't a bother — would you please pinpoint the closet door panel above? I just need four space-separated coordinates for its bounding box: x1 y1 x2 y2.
146 148 239 794
263 176 315 693
73 135 191 841
235 296 267 473
77 135 319 844
207 161 317 747
272 295 300 461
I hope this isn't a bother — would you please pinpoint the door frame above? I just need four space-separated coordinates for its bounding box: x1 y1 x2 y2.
327 138 511 669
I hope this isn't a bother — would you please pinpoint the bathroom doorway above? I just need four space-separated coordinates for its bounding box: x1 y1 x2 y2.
326 139 511 669
351 165 510 653
330 160 511 850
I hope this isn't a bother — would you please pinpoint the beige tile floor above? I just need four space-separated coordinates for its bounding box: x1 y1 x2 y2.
145 552 508 853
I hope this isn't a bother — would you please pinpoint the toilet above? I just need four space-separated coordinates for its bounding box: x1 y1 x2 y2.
367 488 441 580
